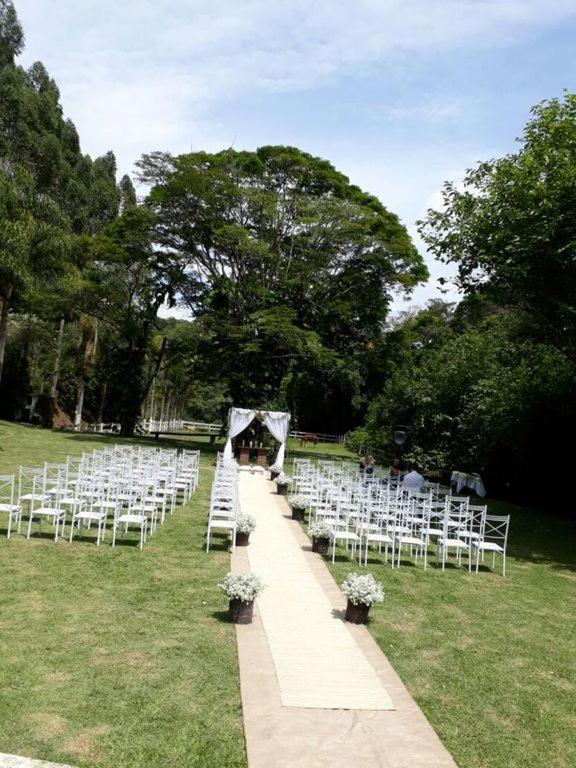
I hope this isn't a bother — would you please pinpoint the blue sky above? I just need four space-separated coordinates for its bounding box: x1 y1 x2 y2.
15 0 576 312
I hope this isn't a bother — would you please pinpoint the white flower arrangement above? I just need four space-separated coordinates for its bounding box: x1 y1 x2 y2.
307 520 334 539
269 463 282 473
288 494 308 510
236 513 257 534
340 572 385 606
274 472 292 486
218 572 266 603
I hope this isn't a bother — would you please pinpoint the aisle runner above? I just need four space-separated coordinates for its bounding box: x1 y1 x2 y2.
240 473 394 710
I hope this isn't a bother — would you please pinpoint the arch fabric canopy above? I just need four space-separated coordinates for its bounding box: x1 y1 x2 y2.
223 408 291 468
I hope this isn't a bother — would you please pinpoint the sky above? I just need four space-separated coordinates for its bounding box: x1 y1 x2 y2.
15 0 576 314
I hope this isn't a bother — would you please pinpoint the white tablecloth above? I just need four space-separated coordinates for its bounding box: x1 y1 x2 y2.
451 471 486 497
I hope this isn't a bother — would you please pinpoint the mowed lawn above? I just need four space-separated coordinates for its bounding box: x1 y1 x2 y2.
0 421 246 768
1 423 575 768
326 497 576 767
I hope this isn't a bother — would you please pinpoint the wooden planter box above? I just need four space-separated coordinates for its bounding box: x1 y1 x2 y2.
270 470 280 481
291 507 305 521
345 600 371 624
276 484 288 496
235 532 250 546
229 598 254 624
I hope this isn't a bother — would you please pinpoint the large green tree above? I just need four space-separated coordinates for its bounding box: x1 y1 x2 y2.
138 146 426 427
419 92 576 358
0 1 120 398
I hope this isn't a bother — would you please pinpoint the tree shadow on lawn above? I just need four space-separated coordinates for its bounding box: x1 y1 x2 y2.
60 431 222 454
504 504 576 572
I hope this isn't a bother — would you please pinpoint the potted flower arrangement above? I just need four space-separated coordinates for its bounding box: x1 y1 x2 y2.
307 520 333 553
340 572 384 624
218 572 266 624
235 513 256 546
269 463 281 481
287 494 308 521
274 472 291 496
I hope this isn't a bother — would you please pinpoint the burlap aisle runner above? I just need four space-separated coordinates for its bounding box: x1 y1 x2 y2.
240 472 393 710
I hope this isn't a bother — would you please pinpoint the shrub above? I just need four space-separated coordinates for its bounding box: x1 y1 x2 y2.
236 513 256 534
341 572 384 606
307 521 334 539
287 494 308 509
218 572 266 602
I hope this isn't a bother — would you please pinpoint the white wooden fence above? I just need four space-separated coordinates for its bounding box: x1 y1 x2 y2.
87 419 346 443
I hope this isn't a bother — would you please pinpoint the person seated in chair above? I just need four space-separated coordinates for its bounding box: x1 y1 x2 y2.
390 458 401 478
360 451 375 477
403 463 425 491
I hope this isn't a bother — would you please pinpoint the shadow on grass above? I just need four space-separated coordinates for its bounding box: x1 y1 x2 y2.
212 609 232 624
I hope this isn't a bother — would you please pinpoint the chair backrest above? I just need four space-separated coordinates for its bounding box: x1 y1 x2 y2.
0 475 15 505
18 466 45 496
482 514 510 547
468 504 487 535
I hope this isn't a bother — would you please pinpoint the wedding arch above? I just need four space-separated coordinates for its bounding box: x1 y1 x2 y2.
223 408 291 468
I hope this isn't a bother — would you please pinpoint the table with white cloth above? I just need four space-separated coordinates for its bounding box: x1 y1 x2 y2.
450 471 486 497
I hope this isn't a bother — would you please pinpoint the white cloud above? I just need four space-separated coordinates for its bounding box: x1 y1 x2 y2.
13 0 575 310
16 0 576 173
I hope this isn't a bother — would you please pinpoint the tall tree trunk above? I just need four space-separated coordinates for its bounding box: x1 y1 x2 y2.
74 316 98 430
74 378 85 429
97 380 107 424
148 377 156 422
50 318 65 399
49 317 65 424
0 286 13 385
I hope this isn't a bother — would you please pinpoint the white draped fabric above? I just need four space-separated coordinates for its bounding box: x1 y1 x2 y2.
261 411 291 468
223 408 257 459
223 407 291 468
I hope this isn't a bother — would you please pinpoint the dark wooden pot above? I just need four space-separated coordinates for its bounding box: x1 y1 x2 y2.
291 507 305 521
276 484 288 496
270 470 280 481
312 536 330 554
345 600 371 624
235 531 250 546
229 598 254 624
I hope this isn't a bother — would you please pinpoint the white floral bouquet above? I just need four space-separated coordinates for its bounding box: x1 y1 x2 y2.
307 520 334 539
218 572 266 602
236 513 257 534
274 472 292 486
288 494 308 510
340 572 384 606
269 463 282 473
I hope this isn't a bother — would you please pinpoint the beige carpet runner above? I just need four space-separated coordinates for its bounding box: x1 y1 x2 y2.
239 472 393 710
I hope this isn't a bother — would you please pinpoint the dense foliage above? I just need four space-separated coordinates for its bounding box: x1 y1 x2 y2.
137 146 426 431
1 4 575 510
0 3 426 436
351 95 576 509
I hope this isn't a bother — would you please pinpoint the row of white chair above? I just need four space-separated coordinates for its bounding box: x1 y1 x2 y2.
0 446 200 549
292 459 510 575
206 453 239 552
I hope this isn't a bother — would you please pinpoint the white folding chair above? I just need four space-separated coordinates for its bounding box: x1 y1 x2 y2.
472 514 510 576
0 475 22 538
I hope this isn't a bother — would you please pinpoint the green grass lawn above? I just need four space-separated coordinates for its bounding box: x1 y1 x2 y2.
325 499 576 768
0 421 246 768
1 421 574 768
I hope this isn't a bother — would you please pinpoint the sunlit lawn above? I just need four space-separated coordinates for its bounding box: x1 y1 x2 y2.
1 421 574 768
325 497 576 768
0 421 246 768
